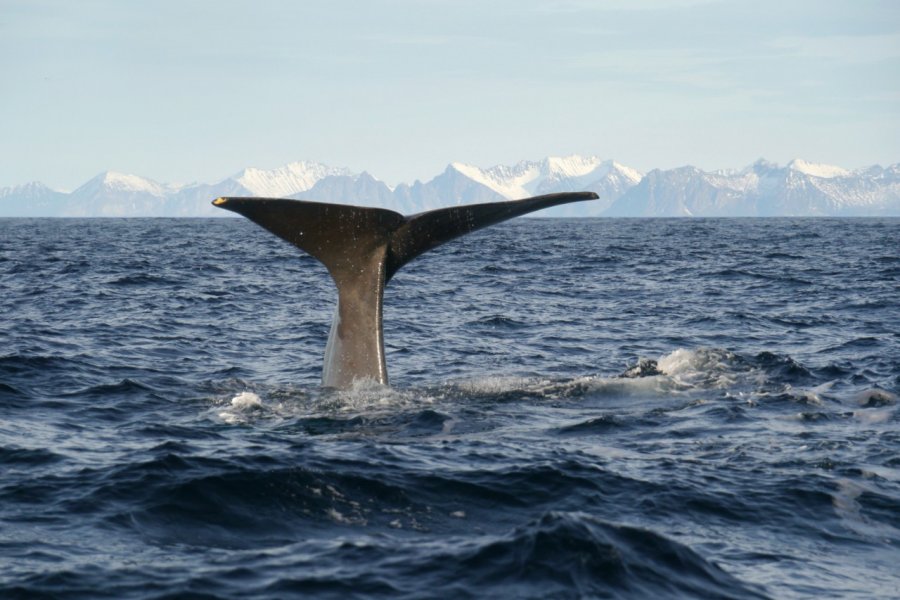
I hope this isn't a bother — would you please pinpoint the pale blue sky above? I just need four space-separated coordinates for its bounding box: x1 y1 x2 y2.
2 0 898 189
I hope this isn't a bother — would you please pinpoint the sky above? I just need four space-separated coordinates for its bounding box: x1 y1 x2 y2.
1 0 899 190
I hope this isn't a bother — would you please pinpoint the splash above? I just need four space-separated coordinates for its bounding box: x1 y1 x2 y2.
215 380 438 425
656 347 757 388
218 391 263 424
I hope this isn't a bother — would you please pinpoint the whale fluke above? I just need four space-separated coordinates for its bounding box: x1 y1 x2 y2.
213 192 598 388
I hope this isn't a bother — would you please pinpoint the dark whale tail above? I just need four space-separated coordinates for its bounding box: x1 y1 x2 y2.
213 192 598 388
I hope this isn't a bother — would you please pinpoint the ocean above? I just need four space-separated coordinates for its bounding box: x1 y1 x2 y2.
1 217 898 599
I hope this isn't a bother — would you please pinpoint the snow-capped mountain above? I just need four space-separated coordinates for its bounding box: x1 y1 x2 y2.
288 156 643 216
787 159 850 179
295 172 395 208
64 172 178 217
1 157 898 217
234 161 353 197
76 171 174 197
0 182 68 217
0 161 350 217
450 156 640 198
606 159 900 216
441 156 642 216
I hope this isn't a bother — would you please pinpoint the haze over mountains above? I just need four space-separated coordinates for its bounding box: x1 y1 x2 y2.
2 156 898 217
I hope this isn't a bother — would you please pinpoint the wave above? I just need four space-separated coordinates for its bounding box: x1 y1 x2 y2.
429 512 769 599
0 381 26 401
439 348 774 402
15 442 769 596
0 446 64 467
62 378 159 399
108 273 184 286
256 512 773 599
3 513 769 599
707 268 813 286
210 347 854 428
468 315 527 329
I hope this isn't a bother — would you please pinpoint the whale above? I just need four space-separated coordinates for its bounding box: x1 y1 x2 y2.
213 192 599 388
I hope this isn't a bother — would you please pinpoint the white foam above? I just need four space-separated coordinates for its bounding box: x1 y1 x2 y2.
211 380 441 426
230 391 262 410
311 379 436 415
854 388 897 407
211 347 773 424
451 376 545 395
218 391 263 424
853 408 894 424
580 375 684 396
656 348 751 388
458 365 667 400
786 381 835 406
449 372 681 401
326 508 354 524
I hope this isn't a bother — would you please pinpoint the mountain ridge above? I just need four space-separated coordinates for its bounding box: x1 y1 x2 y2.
2 156 898 217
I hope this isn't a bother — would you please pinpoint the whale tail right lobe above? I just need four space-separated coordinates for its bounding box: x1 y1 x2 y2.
212 192 598 387
384 192 598 280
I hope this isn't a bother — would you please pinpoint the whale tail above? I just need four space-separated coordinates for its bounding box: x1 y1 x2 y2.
213 192 598 388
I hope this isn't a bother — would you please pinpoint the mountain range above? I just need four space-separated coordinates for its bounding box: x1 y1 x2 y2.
2 156 898 217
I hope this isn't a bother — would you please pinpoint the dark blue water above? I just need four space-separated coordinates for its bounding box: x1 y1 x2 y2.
1 217 898 599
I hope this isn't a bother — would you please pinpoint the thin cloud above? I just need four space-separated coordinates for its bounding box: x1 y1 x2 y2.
769 33 900 64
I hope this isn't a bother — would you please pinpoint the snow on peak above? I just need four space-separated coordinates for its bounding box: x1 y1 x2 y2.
544 155 606 177
788 159 849 179
449 155 639 199
105 171 157 188
77 171 169 196
608 161 643 184
0 181 53 197
234 160 353 197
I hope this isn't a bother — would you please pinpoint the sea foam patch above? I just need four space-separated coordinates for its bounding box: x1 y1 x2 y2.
657 348 760 389
218 391 263 424
310 378 438 414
